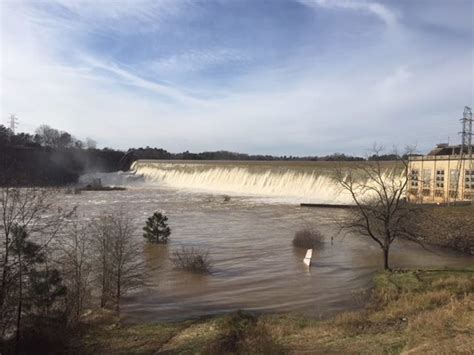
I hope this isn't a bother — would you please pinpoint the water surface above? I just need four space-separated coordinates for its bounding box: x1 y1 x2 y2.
65 187 472 322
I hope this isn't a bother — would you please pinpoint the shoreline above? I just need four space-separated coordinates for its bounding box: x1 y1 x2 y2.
71 267 473 354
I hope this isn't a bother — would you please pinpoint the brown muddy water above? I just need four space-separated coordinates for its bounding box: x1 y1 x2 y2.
65 187 472 323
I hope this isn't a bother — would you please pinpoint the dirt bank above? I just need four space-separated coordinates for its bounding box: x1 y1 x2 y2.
417 205 474 254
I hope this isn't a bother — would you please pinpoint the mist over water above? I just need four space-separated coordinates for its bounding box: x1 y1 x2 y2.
71 166 472 322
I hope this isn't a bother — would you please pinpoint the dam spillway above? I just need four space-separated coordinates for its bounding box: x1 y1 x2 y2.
130 160 366 204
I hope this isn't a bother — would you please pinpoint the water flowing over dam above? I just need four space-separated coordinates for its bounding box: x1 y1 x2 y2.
130 160 398 204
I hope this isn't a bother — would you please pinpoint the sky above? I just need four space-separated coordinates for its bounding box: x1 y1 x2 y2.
1 0 473 155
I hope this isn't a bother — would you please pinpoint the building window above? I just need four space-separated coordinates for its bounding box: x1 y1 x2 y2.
449 169 460 190
422 169 431 187
435 169 445 188
465 170 474 190
410 169 419 188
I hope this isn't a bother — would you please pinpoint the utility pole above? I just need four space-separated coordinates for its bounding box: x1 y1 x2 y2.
8 114 19 134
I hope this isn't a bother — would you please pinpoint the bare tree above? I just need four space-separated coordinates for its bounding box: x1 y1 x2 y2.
171 246 212 274
54 221 93 326
90 211 145 313
333 147 425 270
89 216 114 309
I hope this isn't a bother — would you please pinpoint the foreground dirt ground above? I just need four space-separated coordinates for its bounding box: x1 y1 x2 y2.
76 268 473 354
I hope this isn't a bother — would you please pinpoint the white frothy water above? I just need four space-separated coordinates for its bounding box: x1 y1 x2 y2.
131 160 354 204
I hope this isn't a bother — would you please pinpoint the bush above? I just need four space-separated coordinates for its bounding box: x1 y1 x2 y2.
171 246 212 273
143 212 171 244
292 228 324 249
206 311 284 354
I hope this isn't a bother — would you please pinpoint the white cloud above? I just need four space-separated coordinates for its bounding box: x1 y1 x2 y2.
1 0 472 156
149 48 250 74
79 55 207 106
299 0 399 28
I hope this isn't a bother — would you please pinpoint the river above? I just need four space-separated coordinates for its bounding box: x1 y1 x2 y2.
66 177 472 322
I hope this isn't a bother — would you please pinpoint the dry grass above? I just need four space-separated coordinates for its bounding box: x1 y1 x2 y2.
404 296 474 353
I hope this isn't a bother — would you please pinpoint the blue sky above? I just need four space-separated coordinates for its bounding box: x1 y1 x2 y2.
1 0 473 155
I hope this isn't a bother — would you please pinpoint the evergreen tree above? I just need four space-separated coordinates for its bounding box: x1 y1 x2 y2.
143 212 171 243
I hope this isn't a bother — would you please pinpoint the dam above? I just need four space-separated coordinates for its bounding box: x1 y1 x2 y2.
129 160 400 204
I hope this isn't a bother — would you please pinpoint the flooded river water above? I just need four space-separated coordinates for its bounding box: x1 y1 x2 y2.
65 186 472 322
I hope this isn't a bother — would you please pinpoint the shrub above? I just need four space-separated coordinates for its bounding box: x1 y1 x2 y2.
292 228 324 249
223 195 231 202
171 246 212 273
143 212 171 244
207 311 284 354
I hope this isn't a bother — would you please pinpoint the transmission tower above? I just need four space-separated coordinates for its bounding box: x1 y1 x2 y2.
459 106 473 155
458 106 473 205
8 114 19 134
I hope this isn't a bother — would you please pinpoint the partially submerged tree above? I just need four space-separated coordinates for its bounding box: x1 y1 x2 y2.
91 212 145 312
293 228 324 249
171 246 212 274
143 212 171 244
333 147 425 270
55 222 93 326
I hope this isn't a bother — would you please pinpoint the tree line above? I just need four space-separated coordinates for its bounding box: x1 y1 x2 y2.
0 124 96 150
0 183 211 353
1 123 405 186
0 187 167 353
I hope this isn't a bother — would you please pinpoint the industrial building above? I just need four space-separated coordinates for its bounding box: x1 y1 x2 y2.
407 107 473 204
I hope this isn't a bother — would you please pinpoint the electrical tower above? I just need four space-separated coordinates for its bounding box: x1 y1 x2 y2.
458 106 473 205
8 114 19 134
459 106 473 156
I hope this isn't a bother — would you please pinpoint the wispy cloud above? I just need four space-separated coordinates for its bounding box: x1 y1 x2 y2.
299 0 399 28
149 48 250 74
1 0 472 155
29 0 190 34
80 55 207 106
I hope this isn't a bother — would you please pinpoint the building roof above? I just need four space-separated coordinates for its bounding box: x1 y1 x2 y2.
427 144 471 156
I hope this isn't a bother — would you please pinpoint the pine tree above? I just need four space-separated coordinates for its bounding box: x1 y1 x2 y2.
143 212 171 243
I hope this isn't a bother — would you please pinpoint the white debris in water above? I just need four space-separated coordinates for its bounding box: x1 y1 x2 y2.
304 249 313 266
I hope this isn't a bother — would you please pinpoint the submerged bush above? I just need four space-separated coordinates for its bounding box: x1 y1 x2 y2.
143 212 171 244
171 246 212 273
292 228 324 249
